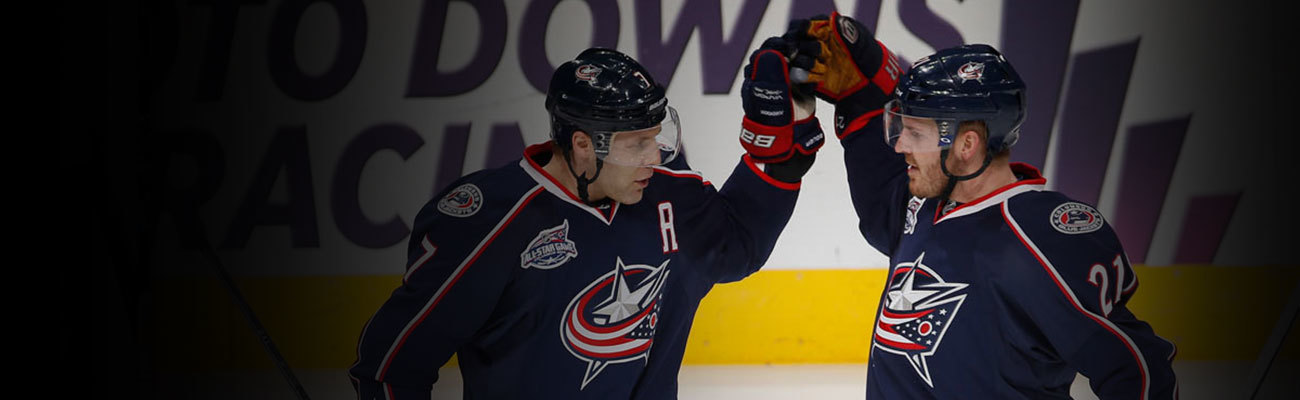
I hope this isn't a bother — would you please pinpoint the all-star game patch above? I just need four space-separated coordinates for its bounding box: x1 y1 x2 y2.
1050 202 1104 234
438 183 484 217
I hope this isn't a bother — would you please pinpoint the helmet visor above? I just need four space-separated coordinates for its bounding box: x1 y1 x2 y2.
599 106 682 167
884 100 951 154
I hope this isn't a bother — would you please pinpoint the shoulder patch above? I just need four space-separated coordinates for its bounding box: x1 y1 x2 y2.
1049 202 1104 234
437 183 484 217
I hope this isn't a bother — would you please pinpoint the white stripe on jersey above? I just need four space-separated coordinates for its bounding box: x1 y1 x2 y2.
936 183 1043 224
403 235 438 283
521 158 618 225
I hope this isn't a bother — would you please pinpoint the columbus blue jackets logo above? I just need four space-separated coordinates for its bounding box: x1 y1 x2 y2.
437 184 483 217
575 64 602 86
957 62 985 83
874 252 968 387
561 257 671 389
520 220 578 270
1050 202 1105 234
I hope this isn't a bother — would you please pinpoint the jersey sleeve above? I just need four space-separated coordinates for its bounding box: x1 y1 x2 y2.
839 112 910 256
1001 196 1179 400
348 177 536 399
662 154 801 284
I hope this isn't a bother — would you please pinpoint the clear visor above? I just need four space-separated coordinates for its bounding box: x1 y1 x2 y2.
598 106 682 167
884 100 952 154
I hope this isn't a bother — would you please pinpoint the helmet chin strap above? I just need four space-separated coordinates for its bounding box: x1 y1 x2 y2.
937 148 994 203
564 148 604 204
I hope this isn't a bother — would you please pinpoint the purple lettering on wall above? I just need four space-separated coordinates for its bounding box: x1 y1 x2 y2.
635 0 769 94
1174 193 1240 264
407 0 507 97
433 123 472 196
1052 41 1140 205
268 0 367 101
486 123 525 169
520 0 620 93
333 124 424 249
898 0 962 51
222 125 321 248
193 0 266 101
1001 0 1079 168
1112 117 1189 264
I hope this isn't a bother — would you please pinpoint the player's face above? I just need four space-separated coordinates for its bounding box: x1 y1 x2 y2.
894 117 950 198
595 128 661 204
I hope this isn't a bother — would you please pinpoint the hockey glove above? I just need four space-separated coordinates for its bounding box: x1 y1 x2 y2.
740 37 824 164
785 12 901 139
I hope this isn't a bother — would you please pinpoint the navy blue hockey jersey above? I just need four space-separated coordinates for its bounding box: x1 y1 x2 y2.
349 142 802 399
840 120 1179 399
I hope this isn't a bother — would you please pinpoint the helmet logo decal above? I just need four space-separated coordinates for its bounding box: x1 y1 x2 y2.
575 64 602 86
957 62 985 83
838 16 859 44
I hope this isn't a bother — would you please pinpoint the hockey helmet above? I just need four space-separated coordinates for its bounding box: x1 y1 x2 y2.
884 44 1026 155
546 48 681 167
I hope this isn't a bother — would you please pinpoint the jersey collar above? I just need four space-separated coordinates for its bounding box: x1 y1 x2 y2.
519 142 621 225
934 163 1045 224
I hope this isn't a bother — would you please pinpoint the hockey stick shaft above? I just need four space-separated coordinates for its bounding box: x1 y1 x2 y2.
201 246 313 400
180 205 312 400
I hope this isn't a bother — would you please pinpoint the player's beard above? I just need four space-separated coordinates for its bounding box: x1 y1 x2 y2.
907 154 950 199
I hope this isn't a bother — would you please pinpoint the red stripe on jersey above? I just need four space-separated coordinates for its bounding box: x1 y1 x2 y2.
378 187 545 381
891 267 934 279
935 163 1046 222
1001 204 1150 400
524 143 587 203
570 338 654 359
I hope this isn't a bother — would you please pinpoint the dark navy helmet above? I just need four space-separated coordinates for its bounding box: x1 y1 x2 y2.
546 48 681 167
886 44 1026 154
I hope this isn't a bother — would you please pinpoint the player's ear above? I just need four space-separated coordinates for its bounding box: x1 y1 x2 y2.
958 129 982 161
571 131 595 160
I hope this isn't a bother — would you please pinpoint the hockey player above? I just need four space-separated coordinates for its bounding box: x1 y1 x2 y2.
348 46 823 399
784 13 1179 399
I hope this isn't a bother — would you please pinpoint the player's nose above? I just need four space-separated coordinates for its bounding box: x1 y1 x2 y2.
893 138 907 154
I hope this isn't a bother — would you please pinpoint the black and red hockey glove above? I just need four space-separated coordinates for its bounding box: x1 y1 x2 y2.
739 37 825 164
785 12 902 139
